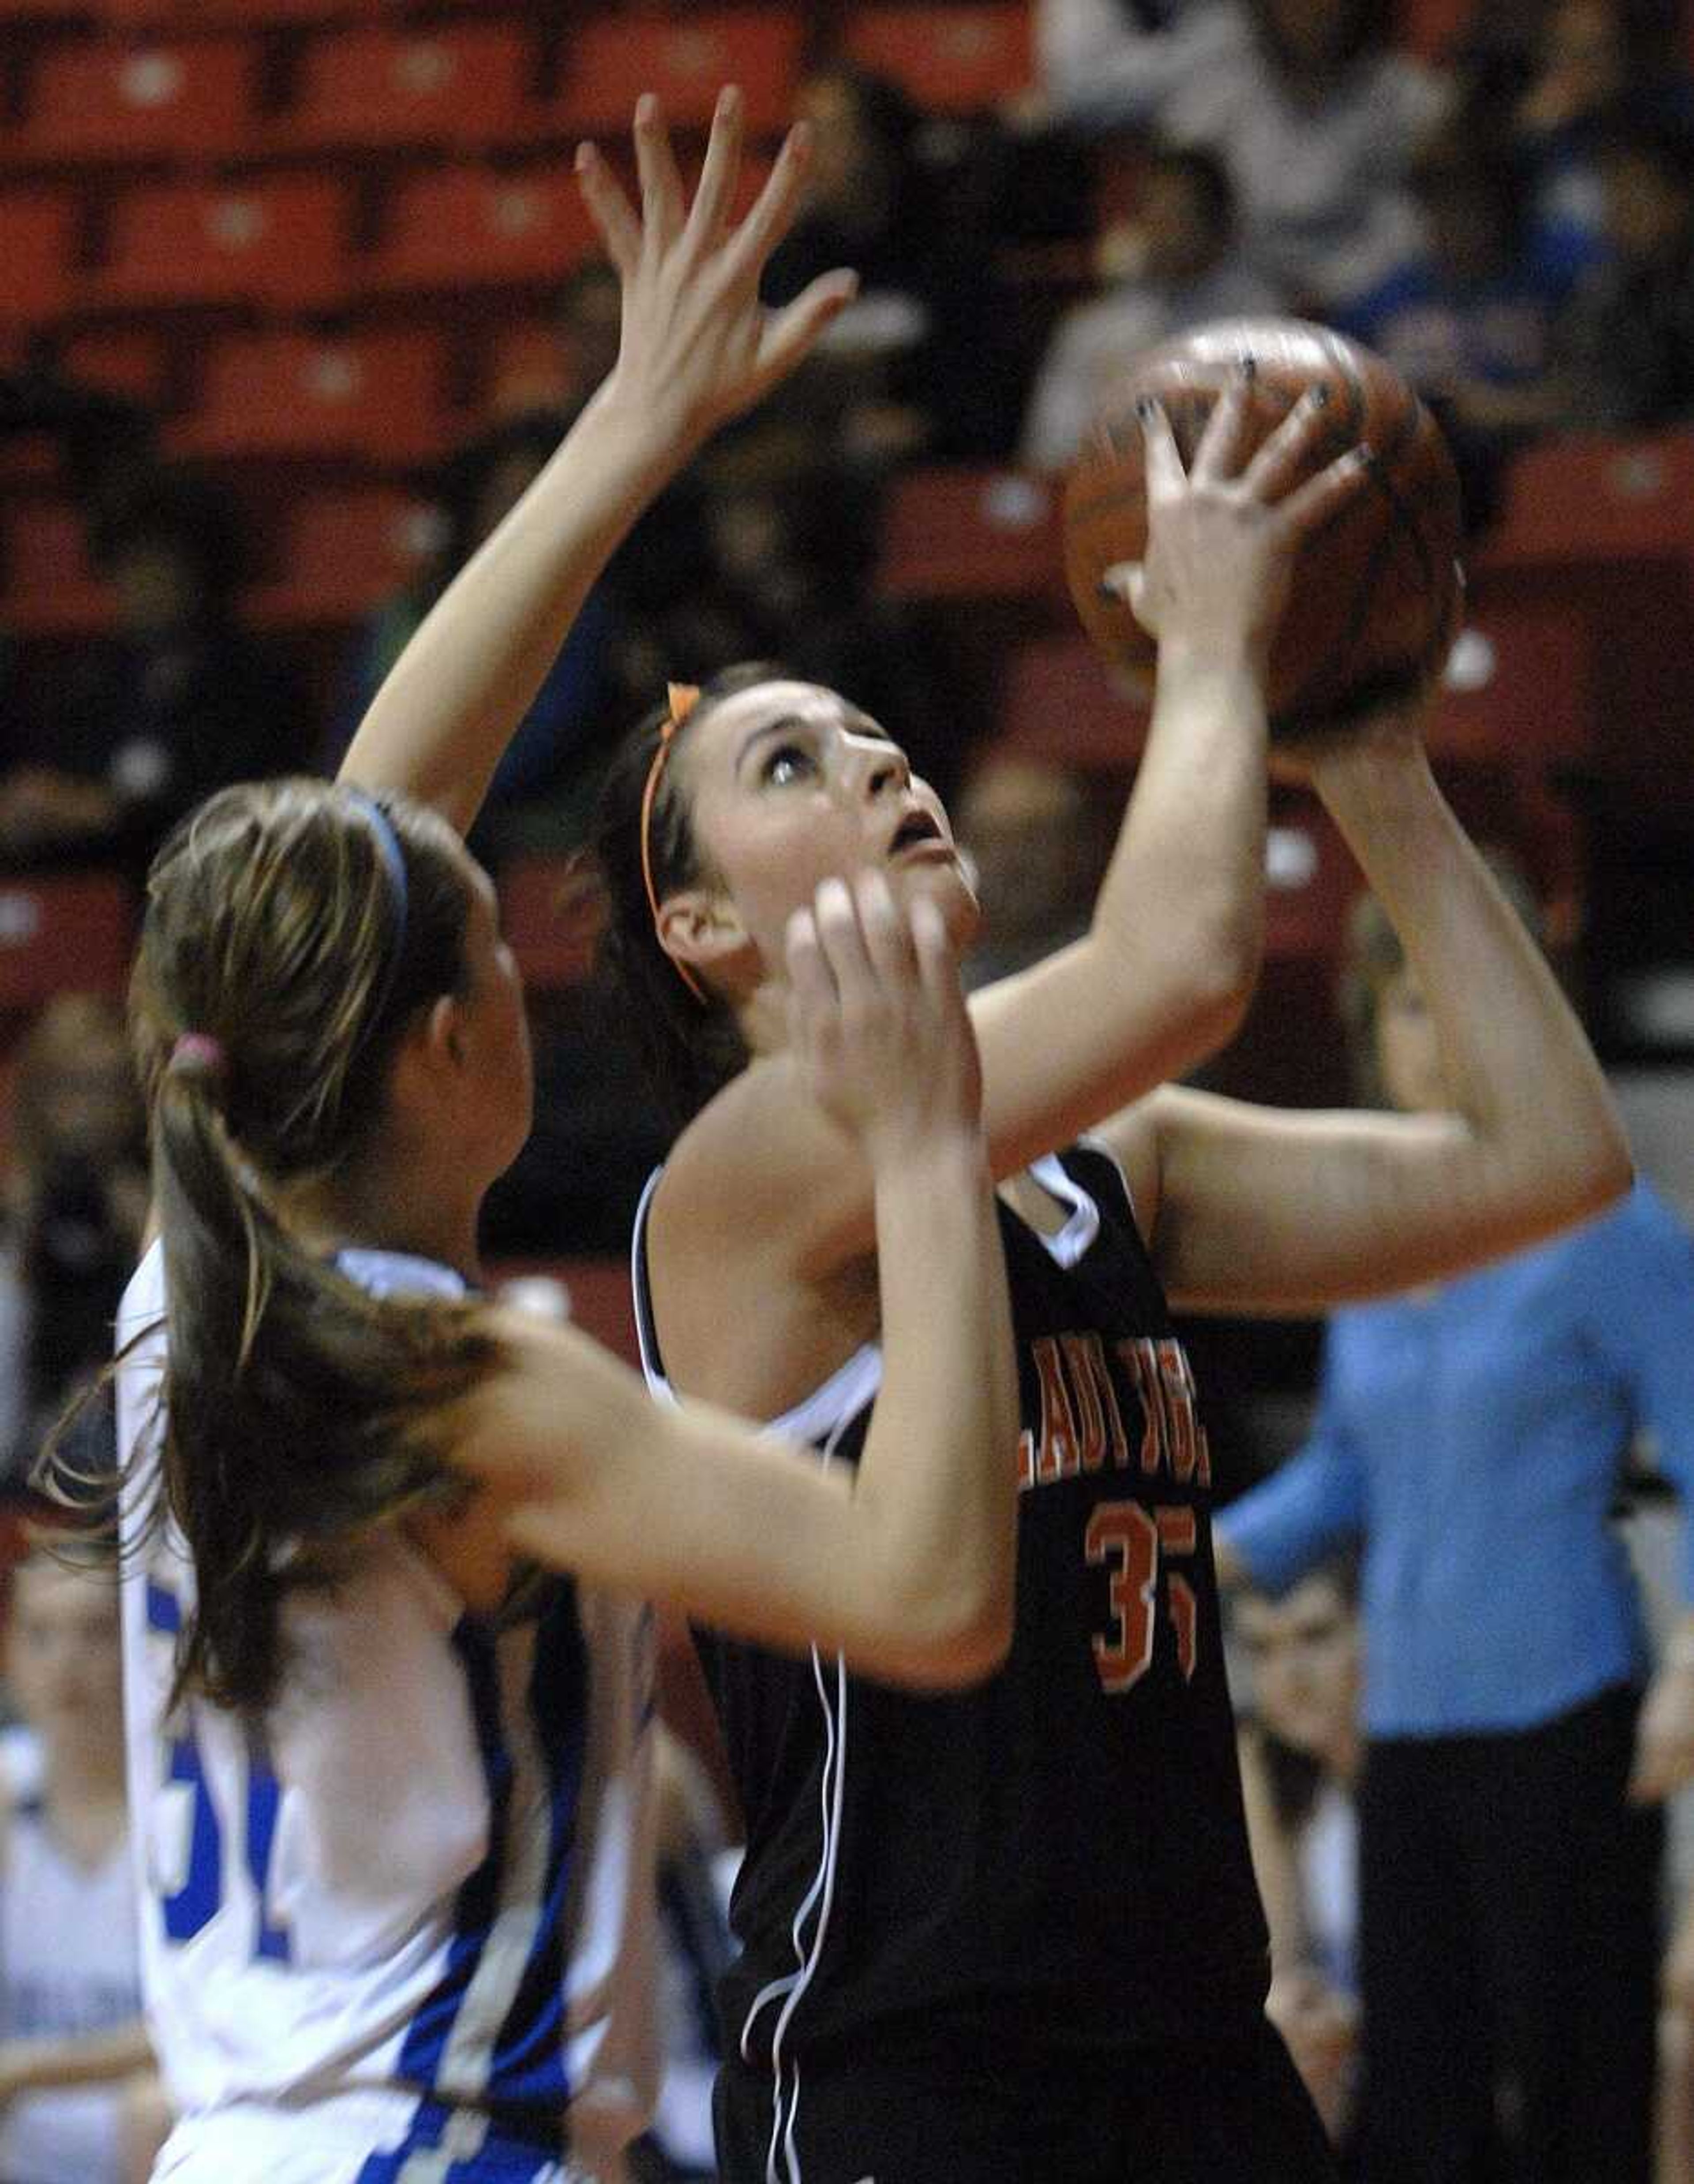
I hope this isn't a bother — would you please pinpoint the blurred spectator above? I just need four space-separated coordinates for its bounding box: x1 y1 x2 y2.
0 1536 165 2184
1020 142 1284 468
1334 122 1599 527
1037 0 1449 306
1214 885 1694 2184
760 63 1024 462
1037 0 1249 128
323 412 617 859
956 749 1123 983
1548 118 1694 427
1507 0 1694 247
1339 125 1593 410
0 996 146 1487
1 471 295 876
1233 1561 1362 2150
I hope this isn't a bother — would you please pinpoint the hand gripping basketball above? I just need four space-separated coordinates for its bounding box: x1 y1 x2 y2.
1065 318 1465 739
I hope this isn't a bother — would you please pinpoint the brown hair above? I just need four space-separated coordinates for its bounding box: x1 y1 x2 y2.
43 778 504 1717
589 663 784 1131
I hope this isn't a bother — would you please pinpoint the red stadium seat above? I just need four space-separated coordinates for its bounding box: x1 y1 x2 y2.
87 174 349 311
0 496 115 636
176 326 454 466
1477 431 1694 570
0 188 80 328
842 3 1034 112
368 163 595 298
1429 609 1593 769
245 484 437 628
267 23 538 156
877 467 1063 599
549 9 803 137
4 37 253 169
55 321 176 406
0 873 136 1012
97 0 386 26
0 0 89 23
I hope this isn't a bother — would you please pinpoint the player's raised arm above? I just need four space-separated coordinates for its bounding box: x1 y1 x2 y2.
338 90 856 834
1099 696 1631 1313
474 875 1019 1688
960 384 1372 1181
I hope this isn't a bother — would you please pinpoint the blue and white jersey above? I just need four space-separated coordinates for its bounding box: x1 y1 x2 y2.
116 1242 659 2184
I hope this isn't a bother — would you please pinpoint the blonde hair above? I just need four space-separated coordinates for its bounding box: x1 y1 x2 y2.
44 778 505 1717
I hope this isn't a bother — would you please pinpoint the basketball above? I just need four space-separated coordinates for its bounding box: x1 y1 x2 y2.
1063 318 1464 739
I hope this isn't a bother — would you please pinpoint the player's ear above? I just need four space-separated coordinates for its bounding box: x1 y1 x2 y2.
657 887 752 982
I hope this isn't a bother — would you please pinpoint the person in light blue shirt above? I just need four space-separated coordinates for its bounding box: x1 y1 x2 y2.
1216 887 1694 2184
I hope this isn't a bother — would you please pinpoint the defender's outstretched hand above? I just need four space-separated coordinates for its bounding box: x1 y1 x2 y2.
577 87 858 451
786 873 983 1163
341 86 858 834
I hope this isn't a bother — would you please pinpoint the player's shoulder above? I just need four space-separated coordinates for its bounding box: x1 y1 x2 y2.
656 1052 870 1280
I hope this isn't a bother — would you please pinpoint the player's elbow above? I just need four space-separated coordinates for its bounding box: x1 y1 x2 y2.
1561 1126 1634 1227
873 1568 1015 1691
1169 935 1257 1062
1477 1109 1634 1261
1524 1097 1634 1232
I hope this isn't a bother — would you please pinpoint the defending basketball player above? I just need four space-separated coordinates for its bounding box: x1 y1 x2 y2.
342 90 1632 2182
58 102 1039 2184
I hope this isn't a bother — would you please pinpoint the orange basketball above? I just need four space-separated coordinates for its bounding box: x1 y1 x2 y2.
1063 318 1464 739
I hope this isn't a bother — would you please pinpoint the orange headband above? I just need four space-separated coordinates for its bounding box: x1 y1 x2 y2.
639 682 708 1006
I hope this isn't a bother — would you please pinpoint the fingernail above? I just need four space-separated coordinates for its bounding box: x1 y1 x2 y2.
718 84 741 117
1237 353 1257 382
1309 383 1331 409
1353 444 1377 467
1097 574 1124 602
574 142 593 173
636 92 656 125
1134 394 1157 421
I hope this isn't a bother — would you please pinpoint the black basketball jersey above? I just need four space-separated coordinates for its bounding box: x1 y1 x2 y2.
631 1143 1270 2069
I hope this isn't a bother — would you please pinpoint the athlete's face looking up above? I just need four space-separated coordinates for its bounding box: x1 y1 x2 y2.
662 679 980 998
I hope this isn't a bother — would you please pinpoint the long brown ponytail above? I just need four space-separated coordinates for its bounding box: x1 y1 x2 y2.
45 778 505 1717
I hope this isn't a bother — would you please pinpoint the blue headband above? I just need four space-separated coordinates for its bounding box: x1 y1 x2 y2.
342 786 410 1031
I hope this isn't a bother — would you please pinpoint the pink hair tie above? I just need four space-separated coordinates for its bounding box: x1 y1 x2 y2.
169 1033 227 1079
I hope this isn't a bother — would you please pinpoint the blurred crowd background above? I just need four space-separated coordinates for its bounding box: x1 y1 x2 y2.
0 2 1692 2179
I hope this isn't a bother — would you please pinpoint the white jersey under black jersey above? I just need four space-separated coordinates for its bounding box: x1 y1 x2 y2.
116 1242 659 2184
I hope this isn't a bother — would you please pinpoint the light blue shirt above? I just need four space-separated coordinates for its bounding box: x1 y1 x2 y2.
1216 1182 1694 1737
